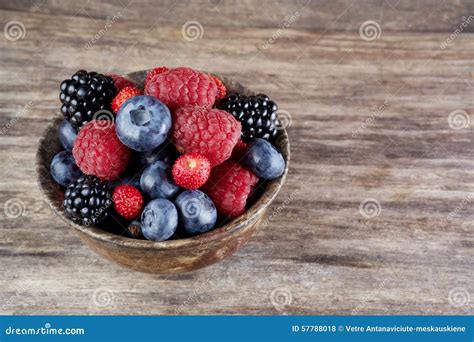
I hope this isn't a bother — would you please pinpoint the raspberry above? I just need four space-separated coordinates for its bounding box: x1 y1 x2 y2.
145 66 169 86
230 139 248 161
145 67 219 111
107 73 136 91
202 161 258 218
209 74 226 100
111 86 143 113
73 120 131 180
112 184 144 220
171 106 241 166
172 153 211 189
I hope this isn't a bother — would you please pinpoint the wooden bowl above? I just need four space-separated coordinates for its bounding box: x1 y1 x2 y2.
35 71 290 274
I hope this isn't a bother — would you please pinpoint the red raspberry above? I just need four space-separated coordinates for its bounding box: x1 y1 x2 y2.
144 66 169 86
172 106 241 166
112 185 144 220
172 153 211 190
107 73 136 91
145 67 218 111
202 161 259 218
209 74 226 100
73 120 131 181
230 139 248 161
111 86 143 113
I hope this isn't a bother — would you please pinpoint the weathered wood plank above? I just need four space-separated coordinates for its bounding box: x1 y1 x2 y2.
1 0 474 32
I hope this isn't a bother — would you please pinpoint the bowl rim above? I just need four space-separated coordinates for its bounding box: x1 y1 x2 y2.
36 71 290 251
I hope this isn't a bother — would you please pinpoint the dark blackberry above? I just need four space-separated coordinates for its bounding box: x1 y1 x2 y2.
217 93 279 142
63 175 112 226
59 70 116 130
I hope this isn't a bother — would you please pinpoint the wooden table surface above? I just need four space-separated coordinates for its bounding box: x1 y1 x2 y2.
0 0 473 315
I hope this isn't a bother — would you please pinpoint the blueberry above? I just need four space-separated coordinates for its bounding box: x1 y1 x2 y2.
175 190 217 235
140 161 180 199
50 151 83 187
141 199 178 241
58 120 77 150
243 138 285 180
138 141 179 167
116 95 171 152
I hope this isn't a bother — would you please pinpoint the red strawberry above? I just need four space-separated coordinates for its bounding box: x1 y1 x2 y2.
112 185 144 220
202 161 259 218
111 86 143 113
145 66 169 86
172 106 241 166
172 153 211 189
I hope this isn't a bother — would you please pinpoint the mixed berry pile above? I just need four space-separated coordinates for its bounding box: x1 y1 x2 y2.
50 67 286 241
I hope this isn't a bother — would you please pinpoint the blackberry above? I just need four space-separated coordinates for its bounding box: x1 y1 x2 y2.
59 70 116 130
63 175 112 226
218 93 278 142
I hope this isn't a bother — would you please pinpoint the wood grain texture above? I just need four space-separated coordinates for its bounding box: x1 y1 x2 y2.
0 0 473 314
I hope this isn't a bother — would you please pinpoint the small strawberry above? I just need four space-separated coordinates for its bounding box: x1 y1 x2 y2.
145 66 170 86
112 185 144 220
209 74 226 100
172 153 211 189
111 86 143 113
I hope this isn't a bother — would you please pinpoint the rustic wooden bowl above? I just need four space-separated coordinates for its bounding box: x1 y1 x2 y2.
35 71 290 274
